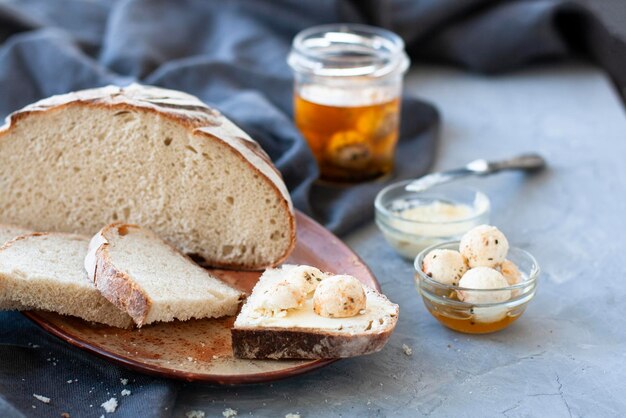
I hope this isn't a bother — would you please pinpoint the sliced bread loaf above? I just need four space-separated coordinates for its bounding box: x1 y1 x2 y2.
0 84 295 270
0 233 133 328
86 223 244 327
232 265 399 359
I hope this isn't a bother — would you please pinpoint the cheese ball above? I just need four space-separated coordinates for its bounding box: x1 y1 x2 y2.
471 305 509 323
499 259 522 285
457 267 511 304
284 264 328 294
422 249 468 286
459 225 509 268
313 275 366 318
256 279 305 315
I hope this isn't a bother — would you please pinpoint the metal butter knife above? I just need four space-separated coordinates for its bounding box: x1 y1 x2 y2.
405 153 546 192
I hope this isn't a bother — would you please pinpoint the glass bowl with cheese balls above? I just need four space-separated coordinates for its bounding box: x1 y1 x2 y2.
414 225 539 334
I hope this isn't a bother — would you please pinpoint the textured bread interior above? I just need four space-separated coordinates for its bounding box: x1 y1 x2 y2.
235 268 399 335
0 233 133 328
0 105 292 268
101 225 243 325
0 225 31 247
0 225 31 309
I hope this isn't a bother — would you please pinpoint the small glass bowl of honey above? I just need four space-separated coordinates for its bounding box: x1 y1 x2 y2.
288 24 409 182
414 241 540 334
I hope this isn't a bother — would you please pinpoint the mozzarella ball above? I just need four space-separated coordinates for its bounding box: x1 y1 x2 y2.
460 225 509 268
422 249 468 286
471 306 509 323
313 275 366 318
458 267 511 304
284 264 328 294
499 259 522 285
257 279 305 314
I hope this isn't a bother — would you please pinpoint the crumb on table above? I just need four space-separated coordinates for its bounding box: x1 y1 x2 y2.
223 407 238 417
402 343 413 356
33 394 50 404
101 397 118 413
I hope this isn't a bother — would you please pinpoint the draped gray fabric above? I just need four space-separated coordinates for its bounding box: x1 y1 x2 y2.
0 1 622 416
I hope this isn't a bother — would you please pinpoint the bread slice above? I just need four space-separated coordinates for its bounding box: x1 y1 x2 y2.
232 265 399 359
0 84 295 270
0 225 33 310
86 223 244 327
0 233 133 328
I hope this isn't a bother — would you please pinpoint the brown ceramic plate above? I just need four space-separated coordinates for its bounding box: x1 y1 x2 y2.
23 211 380 384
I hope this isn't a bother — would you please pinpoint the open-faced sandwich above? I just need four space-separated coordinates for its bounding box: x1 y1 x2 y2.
232 264 399 359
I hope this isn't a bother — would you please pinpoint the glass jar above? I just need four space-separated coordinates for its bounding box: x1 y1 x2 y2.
288 24 410 182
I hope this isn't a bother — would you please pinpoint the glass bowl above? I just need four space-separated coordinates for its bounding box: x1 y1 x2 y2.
375 181 490 259
414 241 540 334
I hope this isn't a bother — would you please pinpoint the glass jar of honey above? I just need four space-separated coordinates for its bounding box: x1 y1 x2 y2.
288 24 410 182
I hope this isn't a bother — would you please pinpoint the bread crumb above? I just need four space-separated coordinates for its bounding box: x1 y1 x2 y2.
33 394 50 403
120 378 128 385
61 413 70 418
187 357 194 362
101 397 118 413
285 414 301 418
402 344 412 356
121 389 131 396
223 408 238 417
186 411 205 418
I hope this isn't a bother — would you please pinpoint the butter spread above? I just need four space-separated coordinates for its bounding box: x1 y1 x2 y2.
398 200 474 223
235 286 397 334
380 198 487 259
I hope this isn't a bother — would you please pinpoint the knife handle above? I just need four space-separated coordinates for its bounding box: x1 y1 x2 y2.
485 153 546 173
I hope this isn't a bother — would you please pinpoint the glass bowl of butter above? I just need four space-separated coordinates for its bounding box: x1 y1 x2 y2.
374 181 490 259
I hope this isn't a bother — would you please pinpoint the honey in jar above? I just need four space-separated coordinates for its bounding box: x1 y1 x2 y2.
288 24 409 182
295 91 400 181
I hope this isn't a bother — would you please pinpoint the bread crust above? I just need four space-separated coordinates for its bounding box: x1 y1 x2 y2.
90 223 152 327
0 84 296 270
232 294 399 359
231 325 397 359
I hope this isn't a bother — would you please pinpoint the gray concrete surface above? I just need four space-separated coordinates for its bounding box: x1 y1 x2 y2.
173 62 626 417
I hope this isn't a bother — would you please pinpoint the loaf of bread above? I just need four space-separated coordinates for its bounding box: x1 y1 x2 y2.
0 84 295 270
232 265 399 359
86 223 244 327
0 232 133 328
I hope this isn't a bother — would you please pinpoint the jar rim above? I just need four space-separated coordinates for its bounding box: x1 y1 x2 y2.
288 23 410 78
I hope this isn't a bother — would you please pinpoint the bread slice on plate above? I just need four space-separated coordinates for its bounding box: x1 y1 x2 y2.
0 225 33 310
86 223 244 327
0 84 295 270
0 232 133 328
232 265 399 359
